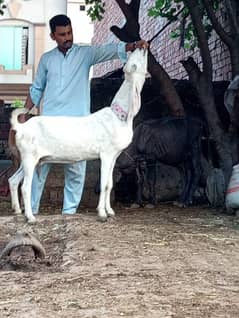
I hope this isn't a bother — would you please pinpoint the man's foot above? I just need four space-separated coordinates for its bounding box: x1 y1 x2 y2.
62 212 76 217
62 207 77 215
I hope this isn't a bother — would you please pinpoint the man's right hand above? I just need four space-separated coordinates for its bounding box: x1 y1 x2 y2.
18 113 27 123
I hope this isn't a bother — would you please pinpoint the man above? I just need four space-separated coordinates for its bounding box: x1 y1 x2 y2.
23 14 148 216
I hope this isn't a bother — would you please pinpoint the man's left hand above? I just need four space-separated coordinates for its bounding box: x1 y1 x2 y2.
126 40 149 52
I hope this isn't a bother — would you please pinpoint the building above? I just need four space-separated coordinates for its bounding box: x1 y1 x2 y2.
0 0 93 164
0 0 93 104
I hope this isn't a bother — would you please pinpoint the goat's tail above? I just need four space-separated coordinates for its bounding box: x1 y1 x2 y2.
10 108 29 130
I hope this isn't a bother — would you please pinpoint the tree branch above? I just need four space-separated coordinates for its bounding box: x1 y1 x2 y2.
110 0 140 42
181 57 202 89
115 0 140 21
202 0 233 47
112 0 185 117
224 0 239 35
184 0 212 80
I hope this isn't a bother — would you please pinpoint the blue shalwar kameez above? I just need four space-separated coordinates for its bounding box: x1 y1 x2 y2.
30 42 127 214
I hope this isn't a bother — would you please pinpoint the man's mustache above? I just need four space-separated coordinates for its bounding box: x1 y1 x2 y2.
63 41 72 45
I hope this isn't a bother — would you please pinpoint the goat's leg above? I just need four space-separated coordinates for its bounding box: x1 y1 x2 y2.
146 162 157 206
105 156 119 217
97 157 114 221
179 161 192 206
8 164 24 214
21 159 38 223
184 144 202 205
135 160 146 207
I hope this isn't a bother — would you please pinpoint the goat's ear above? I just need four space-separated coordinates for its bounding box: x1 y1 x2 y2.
130 64 137 73
123 63 137 74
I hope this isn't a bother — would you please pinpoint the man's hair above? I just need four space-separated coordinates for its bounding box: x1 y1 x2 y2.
49 15 71 33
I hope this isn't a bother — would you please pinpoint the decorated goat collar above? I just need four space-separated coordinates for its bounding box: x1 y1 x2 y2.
111 103 127 121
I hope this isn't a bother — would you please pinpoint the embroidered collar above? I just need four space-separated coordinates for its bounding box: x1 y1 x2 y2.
111 103 127 121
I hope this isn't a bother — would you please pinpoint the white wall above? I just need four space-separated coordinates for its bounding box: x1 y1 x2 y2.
43 0 67 51
67 1 93 44
0 0 45 23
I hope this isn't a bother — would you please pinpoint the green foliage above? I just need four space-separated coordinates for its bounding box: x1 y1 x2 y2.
11 99 24 108
149 0 220 50
0 0 6 15
82 0 221 50
148 0 183 20
86 0 105 21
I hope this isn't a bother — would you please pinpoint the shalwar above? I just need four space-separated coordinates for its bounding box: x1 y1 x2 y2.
30 42 127 214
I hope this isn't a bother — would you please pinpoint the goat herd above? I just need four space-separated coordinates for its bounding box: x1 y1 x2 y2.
7 48 204 224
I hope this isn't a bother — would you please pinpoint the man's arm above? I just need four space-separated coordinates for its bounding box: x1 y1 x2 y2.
89 40 149 65
27 54 47 109
24 93 35 110
17 93 35 123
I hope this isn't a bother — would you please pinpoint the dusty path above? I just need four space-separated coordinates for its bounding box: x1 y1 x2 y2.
0 201 239 318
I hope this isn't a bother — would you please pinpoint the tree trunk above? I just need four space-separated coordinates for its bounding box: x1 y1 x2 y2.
148 52 185 117
182 57 233 184
111 0 185 117
202 0 239 77
230 42 239 77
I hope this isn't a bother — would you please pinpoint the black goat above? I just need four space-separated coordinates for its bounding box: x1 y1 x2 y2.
116 116 203 207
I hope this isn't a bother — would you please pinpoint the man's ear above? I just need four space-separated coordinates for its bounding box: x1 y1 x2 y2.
50 33 55 41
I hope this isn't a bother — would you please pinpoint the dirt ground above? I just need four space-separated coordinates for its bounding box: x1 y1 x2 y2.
0 200 239 318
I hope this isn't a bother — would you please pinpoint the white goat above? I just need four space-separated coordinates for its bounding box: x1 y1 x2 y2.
9 48 148 223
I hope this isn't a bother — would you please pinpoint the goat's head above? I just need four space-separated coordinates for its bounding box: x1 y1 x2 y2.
123 48 148 78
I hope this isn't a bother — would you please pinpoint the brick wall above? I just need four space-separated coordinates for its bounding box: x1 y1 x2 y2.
41 161 100 210
92 0 231 81
92 1 125 76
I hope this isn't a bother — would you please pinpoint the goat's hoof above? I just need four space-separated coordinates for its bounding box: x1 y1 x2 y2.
107 208 115 217
98 215 108 222
97 208 108 222
173 201 190 208
145 203 155 209
130 203 141 209
14 209 22 215
173 201 183 208
27 216 36 224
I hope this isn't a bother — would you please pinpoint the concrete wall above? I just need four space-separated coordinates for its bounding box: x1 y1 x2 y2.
0 0 67 84
67 0 93 45
0 0 93 85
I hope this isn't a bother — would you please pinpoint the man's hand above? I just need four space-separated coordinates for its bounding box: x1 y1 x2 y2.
134 40 149 50
18 113 27 123
24 93 35 111
126 39 149 52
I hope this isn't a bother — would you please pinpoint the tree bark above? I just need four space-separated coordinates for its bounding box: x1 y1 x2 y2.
182 0 234 184
202 0 239 77
182 56 233 184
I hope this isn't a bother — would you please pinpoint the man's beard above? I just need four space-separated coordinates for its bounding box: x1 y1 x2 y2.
63 41 73 49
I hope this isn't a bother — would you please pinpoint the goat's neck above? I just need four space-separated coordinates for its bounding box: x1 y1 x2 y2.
111 74 144 123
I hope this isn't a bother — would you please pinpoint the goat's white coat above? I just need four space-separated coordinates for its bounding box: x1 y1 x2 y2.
9 48 148 223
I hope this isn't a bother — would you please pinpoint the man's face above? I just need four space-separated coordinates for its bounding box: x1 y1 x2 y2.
51 24 73 52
